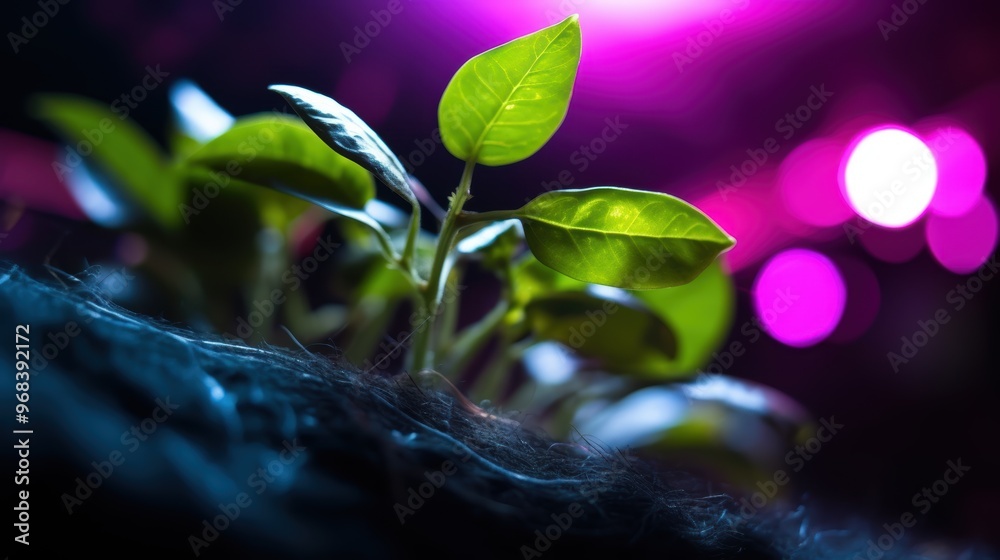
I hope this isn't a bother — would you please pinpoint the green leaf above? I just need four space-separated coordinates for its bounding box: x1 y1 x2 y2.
512 253 587 308
31 94 179 229
515 187 735 290
631 260 735 374
184 113 374 211
524 290 679 376
268 84 416 208
438 15 581 166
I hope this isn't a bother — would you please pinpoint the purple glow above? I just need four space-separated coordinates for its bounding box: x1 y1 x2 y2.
858 220 925 264
829 257 881 343
779 138 854 227
926 196 998 274
752 249 846 348
924 126 987 217
842 127 937 228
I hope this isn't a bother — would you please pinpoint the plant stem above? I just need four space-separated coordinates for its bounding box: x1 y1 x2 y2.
442 295 509 378
410 159 477 371
455 209 517 228
399 202 422 280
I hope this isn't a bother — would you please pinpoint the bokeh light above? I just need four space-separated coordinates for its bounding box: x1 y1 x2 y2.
926 195 998 274
752 249 846 347
843 127 937 228
924 125 987 217
779 138 854 227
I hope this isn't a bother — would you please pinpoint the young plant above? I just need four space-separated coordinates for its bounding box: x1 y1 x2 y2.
29 15 820 488
250 15 734 375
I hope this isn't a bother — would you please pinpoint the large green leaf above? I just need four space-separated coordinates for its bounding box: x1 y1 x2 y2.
515 187 735 289
268 85 415 208
32 94 179 229
184 113 374 211
631 260 735 374
524 290 679 376
438 15 581 166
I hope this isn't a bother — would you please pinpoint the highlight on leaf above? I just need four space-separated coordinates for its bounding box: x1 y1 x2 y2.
438 15 582 166
514 187 735 290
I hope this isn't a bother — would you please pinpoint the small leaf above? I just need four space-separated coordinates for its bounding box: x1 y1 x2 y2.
438 15 581 166
268 84 416 208
515 187 735 289
631 260 735 374
31 94 179 229
184 113 375 211
524 289 679 375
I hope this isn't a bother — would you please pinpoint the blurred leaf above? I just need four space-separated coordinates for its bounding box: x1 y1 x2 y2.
456 219 522 271
524 290 681 376
31 94 179 229
438 15 581 166
512 253 586 307
268 85 416 208
168 79 234 143
516 187 735 289
631 260 735 374
184 113 375 213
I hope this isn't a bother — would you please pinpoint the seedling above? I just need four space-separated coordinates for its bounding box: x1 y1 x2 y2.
32 15 758 442
248 15 733 377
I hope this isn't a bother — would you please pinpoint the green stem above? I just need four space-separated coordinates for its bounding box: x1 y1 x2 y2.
410 160 477 371
434 268 462 357
455 209 518 229
469 334 531 403
399 202 422 280
443 295 509 378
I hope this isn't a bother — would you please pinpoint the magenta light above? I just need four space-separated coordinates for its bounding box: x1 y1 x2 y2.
926 195 998 274
779 138 854 227
842 127 937 228
925 126 987 217
857 220 926 264
752 249 846 348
